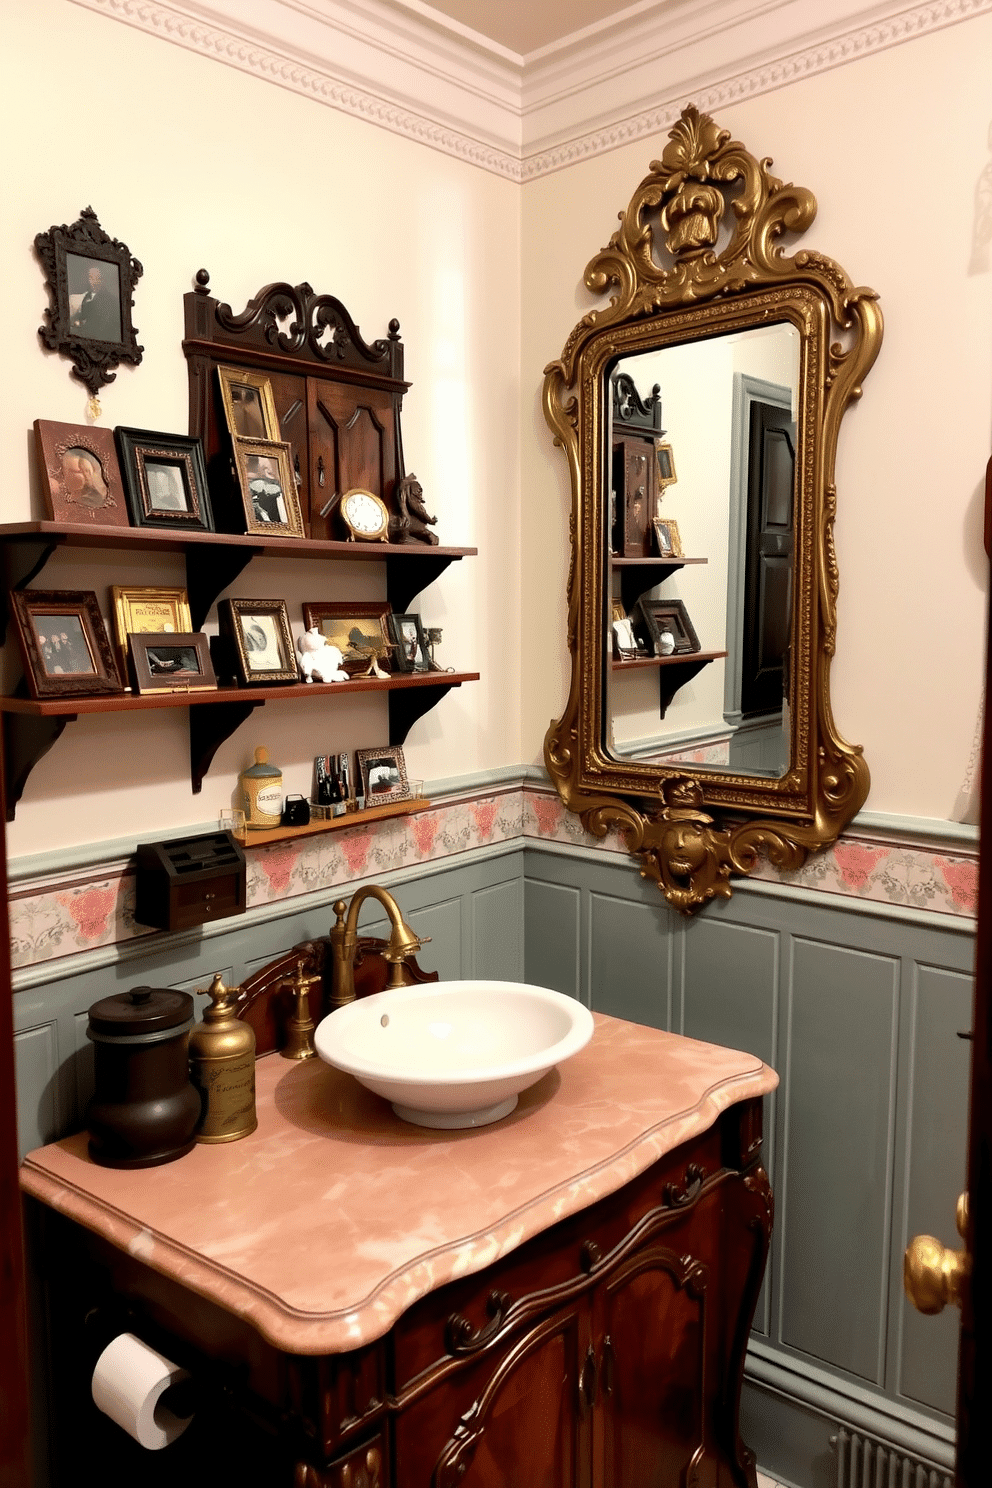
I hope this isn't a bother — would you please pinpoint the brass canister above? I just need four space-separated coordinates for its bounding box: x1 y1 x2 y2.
188 973 258 1143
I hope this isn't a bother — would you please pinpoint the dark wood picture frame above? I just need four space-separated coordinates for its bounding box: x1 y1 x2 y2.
388 612 432 673
10 590 124 699
356 745 411 804
219 598 298 684
232 438 305 538
129 632 217 694
34 207 143 397
302 601 392 677
636 597 701 656
115 428 215 532
34 420 130 528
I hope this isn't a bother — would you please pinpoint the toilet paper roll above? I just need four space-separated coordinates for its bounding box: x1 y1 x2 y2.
91 1332 194 1450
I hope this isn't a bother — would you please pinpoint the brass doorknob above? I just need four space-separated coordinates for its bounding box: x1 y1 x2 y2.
903 1192 970 1315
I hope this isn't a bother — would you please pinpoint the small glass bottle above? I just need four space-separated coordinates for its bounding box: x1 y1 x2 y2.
241 746 283 829
188 973 258 1143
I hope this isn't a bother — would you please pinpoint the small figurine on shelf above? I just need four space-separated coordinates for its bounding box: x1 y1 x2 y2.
392 474 439 546
296 626 349 683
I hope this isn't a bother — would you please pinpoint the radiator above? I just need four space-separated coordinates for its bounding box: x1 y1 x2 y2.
830 1426 953 1488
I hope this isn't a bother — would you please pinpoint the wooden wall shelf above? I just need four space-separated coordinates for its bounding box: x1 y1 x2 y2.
0 673 478 819
240 796 432 848
0 522 476 634
611 555 707 613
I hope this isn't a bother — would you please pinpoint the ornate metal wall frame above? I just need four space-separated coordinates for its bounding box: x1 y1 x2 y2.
35 206 143 398
542 106 882 914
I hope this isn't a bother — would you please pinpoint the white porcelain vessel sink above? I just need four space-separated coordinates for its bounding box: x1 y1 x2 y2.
313 980 594 1129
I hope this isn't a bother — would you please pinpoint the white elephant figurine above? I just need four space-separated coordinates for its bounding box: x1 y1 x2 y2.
296 627 348 682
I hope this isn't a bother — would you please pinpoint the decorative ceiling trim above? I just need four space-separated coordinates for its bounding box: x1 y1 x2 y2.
72 0 992 181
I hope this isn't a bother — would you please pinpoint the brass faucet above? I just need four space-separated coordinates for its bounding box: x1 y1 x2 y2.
329 885 429 1008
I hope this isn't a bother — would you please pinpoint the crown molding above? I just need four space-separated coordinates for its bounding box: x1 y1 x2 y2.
72 0 992 180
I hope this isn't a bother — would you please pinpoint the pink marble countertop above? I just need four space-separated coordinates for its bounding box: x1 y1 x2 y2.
21 1013 777 1355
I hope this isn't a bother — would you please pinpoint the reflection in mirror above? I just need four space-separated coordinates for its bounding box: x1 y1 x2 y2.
607 322 799 779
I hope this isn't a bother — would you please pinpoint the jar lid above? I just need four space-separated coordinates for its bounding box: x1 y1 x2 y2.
87 986 195 1038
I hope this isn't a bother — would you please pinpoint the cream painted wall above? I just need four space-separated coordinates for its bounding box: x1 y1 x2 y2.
2 0 522 856
521 13 992 821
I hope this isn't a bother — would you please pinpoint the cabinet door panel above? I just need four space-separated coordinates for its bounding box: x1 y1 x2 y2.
269 371 309 517
399 1309 588 1488
308 383 397 539
598 1247 707 1488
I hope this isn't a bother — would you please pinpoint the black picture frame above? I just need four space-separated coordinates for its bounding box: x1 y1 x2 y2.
114 428 215 532
35 207 143 397
387 612 432 673
635 597 700 656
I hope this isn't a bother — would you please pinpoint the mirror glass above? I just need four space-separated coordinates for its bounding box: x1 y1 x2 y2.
606 321 799 779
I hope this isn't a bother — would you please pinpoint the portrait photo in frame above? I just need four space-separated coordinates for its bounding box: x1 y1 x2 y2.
219 598 298 684
111 586 193 678
115 428 214 532
216 366 280 442
34 420 129 528
356 746 410 804
129 632 217 694
302 601 392 677
233 439 305 538
34 207 143 397
10 589 124 699
635 597 701 656
652 517 684 559
387 612 432 673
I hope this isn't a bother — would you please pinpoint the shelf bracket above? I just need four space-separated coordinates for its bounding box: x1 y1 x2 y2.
185 542 262 631
619 560 684 615
189 699 264 794
388 681 458 744
0 539 61 644
658 658 709 719
386 553 456 615
3 713 74 821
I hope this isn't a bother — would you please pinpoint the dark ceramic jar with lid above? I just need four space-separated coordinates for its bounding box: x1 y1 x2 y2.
86 986 201 1168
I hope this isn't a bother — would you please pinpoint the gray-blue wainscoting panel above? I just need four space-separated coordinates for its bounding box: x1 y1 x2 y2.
523 844 970 1484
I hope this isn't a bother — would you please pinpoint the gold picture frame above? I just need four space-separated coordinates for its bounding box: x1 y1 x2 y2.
652 518 683 559
233 438 305 538
655 441 677 494
111 586 193 677
216 365 280 442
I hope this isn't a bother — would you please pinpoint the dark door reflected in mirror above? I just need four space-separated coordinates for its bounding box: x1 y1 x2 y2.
606 322 799 779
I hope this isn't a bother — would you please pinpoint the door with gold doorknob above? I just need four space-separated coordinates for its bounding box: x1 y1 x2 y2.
905 452 992 1484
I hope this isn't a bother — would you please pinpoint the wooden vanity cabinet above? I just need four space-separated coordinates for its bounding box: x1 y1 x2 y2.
37 1095 769 1488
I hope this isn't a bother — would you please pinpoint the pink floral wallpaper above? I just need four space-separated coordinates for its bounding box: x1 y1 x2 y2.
8 785 977 973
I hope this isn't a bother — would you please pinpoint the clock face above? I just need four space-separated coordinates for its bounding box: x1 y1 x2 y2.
341 489 388 540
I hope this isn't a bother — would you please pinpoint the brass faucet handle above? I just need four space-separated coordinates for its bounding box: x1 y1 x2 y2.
278 959 321 1061
904 1192 970 1315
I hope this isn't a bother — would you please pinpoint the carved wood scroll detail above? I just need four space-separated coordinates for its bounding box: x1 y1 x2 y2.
445 1288 512 1357
542 104 881 913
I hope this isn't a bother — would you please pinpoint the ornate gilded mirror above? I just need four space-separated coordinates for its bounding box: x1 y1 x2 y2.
543 106 881 914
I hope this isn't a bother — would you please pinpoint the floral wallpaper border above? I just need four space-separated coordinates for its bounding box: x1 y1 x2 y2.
9 786 978 972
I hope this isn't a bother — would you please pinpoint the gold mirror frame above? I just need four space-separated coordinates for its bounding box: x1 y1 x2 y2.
542 106 882 914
